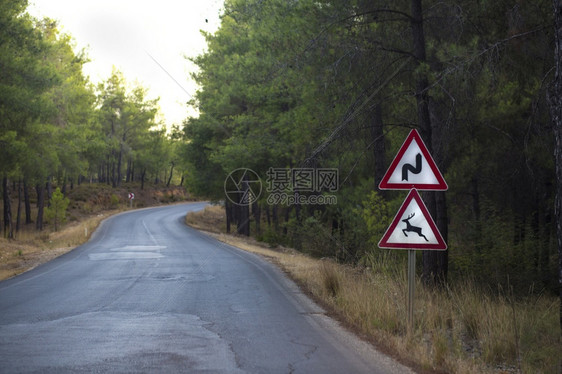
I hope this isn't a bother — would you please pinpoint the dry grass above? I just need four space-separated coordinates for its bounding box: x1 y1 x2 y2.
184 204 225 233
0 210 120 280
187 205 562 374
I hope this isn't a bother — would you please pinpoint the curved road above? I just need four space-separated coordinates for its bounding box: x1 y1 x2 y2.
0 203 413 373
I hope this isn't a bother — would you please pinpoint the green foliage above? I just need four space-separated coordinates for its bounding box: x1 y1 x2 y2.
0 0 58 178
256 227 283 247
110 194 120 207
449 200 557 292
355 191 391 247
1 0 556 301
285 213 338 257
182 0 558 298
44 188 69 231
0 1 183 239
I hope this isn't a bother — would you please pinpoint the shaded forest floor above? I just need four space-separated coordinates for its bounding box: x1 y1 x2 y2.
0 182 195 280
186 204 561 374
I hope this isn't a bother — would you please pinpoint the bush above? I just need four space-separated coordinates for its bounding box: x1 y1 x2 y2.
256 228 282 247
286 213 338 257
354 190 391 247
44 188 69 231
110 194 120 207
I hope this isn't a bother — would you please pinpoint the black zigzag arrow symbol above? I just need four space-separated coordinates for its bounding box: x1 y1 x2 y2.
402 153 422 181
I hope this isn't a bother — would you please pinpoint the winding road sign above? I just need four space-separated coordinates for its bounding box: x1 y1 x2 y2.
379 129 448 191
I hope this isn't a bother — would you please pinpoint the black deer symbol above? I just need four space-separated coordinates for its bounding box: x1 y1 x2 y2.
402 212 428 241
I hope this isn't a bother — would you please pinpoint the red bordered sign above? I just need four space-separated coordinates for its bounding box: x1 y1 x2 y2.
378 189 447 250
379 129 448 191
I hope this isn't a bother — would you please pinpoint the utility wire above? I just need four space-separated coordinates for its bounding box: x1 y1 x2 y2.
144 50 194 100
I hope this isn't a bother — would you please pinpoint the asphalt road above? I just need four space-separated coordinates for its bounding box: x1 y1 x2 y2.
0 202 414 374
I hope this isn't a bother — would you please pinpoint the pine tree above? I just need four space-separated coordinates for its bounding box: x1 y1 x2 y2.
44 188 69 231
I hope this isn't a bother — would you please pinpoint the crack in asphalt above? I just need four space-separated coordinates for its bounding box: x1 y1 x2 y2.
286 338 319 373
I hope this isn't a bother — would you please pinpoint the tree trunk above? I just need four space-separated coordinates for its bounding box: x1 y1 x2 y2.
140 169 146 190
272 204 279 232
24 179 32 224
117 147 123 186
111 157 117 188
237 178 250 236
225 200 232 234
537 181 552 287
546 0 562 334
232 200 239 227
102 162 107 184
16 180 22 233
36 183 44 231
46 178 52 207
371 104 386 195
283 206 290 235
429 99 449 282
130 161 135 182
253 201 261 235
265 204 271 226
167 162 174 187
3 177 13 239
410 0 448 286
470 177 483 262
433 188 449 280
126 158 132 183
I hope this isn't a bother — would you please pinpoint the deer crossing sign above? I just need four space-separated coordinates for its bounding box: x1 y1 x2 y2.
378 189 447 250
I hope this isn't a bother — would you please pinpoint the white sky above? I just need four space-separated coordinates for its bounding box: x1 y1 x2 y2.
28 0 224 127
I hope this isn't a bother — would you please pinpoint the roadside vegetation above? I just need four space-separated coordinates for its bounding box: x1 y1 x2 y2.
187 205 561 374
2 0 562 372
1 1 193 277
183 0 560 297
1 0 190 238
181 4 562 374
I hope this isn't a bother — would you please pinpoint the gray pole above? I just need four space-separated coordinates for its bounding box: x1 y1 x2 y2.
408 249 416 333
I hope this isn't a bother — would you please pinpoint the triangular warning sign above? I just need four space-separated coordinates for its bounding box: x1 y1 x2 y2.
378 189 447 250
379 129 448 190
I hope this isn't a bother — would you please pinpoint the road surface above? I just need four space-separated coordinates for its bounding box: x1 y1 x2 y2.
0 203 413 373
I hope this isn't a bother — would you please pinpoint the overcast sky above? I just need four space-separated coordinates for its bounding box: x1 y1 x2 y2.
28 0 224 127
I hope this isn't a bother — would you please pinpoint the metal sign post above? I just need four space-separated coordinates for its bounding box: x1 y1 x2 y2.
407 249 415 332
128 192 135 209
378 129 448 335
